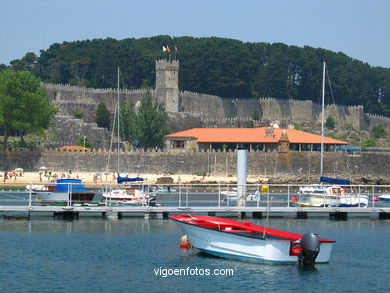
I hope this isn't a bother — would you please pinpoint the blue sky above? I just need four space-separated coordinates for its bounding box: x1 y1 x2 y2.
0 0 389 67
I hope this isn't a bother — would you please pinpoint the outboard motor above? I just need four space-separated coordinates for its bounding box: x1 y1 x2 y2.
298 233 320 267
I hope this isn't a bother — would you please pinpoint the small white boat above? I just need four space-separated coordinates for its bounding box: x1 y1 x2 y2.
378 194 390 201
170 214 335 265
102 185 157 206
157 186 177 193
220 188 260 202
297 184 368 207
26 184 49 192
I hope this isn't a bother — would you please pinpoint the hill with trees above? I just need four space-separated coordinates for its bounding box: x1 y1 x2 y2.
2 36 390 115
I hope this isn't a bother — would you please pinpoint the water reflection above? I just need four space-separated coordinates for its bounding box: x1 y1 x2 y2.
0 217 390 292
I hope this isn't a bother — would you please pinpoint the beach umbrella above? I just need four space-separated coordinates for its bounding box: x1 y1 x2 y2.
14 168 24 172
39 166 47 170
122 171 129 174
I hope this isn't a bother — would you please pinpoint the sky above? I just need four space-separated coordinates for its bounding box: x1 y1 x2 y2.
0 0 389 68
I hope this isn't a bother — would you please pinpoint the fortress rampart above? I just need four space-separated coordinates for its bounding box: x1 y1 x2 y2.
1 149 390 183
43 59 390 146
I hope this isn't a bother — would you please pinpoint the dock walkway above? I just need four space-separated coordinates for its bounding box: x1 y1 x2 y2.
1 182 390 220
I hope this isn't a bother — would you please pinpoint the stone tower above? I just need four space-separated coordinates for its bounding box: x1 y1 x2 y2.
155 59 179 113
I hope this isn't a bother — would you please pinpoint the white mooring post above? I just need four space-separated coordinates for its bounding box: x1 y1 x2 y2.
28 183 32 208
237 144 247 218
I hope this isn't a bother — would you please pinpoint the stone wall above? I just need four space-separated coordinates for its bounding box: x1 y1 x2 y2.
45 83 149 123
2 150 390 182
46 115 112 149
44 83 390 134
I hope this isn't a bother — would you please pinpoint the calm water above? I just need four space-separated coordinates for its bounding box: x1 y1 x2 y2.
0 217 389 293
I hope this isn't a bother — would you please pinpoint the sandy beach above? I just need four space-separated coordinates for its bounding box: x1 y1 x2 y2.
0 171 269 185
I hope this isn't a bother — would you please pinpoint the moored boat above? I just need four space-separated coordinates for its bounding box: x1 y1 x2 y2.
27 179 95 203
102 176 158 206
297 184 369 207
170 214 335 265
378 194 390 201
220 188 261 202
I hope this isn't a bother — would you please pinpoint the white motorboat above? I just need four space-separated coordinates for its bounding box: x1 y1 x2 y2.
220 188 260 202
102 183 157 206
297 184 368 207
170 214 335 265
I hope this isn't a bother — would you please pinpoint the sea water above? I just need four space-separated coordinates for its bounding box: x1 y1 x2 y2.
0 217 389 293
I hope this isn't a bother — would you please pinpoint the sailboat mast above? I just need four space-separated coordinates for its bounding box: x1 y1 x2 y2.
117 66 120 175
320 61 326 177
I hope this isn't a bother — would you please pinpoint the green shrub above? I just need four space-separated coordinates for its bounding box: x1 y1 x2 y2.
73 108 83 119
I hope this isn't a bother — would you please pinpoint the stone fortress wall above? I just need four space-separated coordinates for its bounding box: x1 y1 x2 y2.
44 59 390 148
2 149 390 183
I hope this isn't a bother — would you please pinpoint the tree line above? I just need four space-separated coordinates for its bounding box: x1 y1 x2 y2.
2 35 390 116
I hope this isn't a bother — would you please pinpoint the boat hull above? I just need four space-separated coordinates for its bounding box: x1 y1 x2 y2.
172 220 333 264
379 195 390 201
36 192 95 203
102 189 150 205
298 195 368 207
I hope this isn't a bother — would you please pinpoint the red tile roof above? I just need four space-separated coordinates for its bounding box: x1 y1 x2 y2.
165 128 347 145
58 145 93 151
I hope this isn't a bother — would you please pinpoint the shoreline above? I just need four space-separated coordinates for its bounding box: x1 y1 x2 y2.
1 171 390 186
0 171 268 185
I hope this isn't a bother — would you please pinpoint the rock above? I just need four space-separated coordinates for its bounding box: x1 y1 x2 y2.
156 177 174 184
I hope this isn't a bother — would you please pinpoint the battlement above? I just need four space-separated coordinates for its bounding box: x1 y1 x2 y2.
42 59 390 139
156 59 179 70
44 82 147 94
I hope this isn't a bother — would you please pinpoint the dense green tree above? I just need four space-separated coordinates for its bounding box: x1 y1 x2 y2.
10 52 37 71
119 102 137 143
77 136 93 149
120 91 168 149
251 110 260 121
0 70 56 150
96 102 110 128
325 115 335 129
12 36 390 116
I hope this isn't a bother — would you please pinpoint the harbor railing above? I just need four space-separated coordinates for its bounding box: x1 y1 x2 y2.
0 182 389 212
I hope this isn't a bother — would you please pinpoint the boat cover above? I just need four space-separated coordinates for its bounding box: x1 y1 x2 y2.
117 176 144 184
55 179 90 192
320 176 350 185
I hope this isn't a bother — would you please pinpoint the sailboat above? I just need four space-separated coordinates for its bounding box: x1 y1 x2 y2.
297 62 368 207
101 67 158 206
